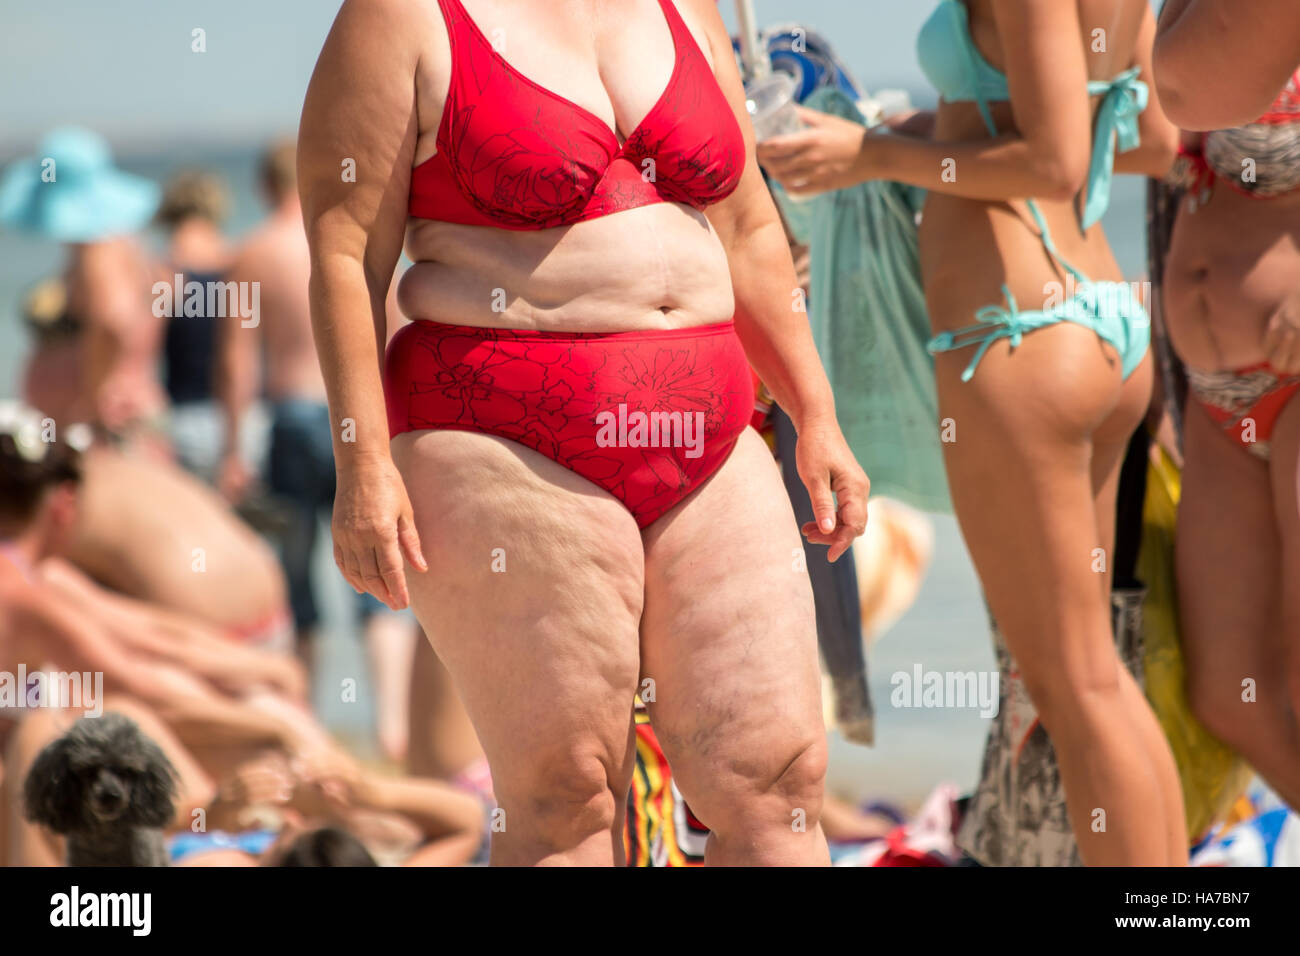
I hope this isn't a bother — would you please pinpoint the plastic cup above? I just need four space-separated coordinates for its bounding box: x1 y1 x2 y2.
746 72 803 142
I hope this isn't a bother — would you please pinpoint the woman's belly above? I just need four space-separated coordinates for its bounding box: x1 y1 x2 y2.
1164 185 1300 371
399 202 735 332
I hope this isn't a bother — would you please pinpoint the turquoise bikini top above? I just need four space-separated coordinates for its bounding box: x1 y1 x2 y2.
916 0 1148 229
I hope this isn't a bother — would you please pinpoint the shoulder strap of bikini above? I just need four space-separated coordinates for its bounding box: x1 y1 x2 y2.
950 1 998 136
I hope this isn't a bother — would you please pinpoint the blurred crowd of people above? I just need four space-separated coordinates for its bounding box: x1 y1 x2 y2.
0 136 493 866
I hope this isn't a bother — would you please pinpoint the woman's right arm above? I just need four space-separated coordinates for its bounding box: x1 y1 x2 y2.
298 0 431 609
759 1 1095 202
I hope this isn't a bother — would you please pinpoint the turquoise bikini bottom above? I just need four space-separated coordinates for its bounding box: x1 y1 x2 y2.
926 281 1151 383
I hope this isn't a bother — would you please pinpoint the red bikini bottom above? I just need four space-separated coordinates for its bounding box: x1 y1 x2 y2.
384 320 755 527
1187 361 1300 461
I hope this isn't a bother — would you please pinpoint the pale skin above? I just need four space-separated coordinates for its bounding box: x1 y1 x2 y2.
1164 172 1300 811
1154 0 1300 131
299 0 868 865
60 444 286 633
759 0 1187 865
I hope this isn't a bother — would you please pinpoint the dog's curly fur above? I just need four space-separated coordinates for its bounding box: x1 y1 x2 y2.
23 712 178 866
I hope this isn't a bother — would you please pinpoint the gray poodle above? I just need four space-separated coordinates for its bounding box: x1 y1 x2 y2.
23 712 178 866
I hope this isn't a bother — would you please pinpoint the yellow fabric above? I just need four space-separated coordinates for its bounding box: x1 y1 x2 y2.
1140 445 1255 841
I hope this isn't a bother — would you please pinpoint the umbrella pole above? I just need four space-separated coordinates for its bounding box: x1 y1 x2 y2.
734 0 767 82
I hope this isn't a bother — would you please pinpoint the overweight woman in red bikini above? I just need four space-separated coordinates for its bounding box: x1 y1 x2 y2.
1165 70 1300 812
298 0 868 865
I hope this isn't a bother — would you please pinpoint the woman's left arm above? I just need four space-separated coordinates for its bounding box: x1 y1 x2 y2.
688 0 867 558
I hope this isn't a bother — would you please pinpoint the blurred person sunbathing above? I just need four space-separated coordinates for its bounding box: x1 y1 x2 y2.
59 439 294 652
1163 79 1300 811
177 745 485 866
34 558 305 704
0 411 326 864
299 0 868 866
14 278 294 651
759 0 1184 864
154 170 237 481
0 129 169 458
1155 0 1300 131
217 141 418 754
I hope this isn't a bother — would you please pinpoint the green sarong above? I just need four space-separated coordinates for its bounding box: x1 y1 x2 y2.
780 88 951 513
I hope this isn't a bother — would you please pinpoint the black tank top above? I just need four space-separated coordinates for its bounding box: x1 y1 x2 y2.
163 268 224 404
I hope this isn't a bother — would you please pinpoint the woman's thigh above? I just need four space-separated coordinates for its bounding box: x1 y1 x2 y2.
1178 403 1279 698
391 430 646 793
1090 352 1155 593
930 319 1128 700
638 428 823 806
1267 393 1300 695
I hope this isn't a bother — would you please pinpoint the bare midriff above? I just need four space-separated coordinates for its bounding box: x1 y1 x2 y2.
1164 183 1300 371
400 200 736 334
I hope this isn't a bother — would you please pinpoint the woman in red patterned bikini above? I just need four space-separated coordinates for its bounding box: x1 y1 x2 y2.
297 0 868 866
1164 70 1300 812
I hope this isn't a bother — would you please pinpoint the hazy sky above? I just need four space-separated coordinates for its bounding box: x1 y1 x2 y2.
0 1 935 153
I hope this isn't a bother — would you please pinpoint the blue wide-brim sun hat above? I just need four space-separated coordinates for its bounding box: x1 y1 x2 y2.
0 127 160 242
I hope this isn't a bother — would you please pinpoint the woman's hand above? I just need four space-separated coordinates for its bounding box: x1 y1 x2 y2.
332 456 427 610
219 752 296 808
755 106 876 196
793 416 870 562
1264 290 1300 375
288 743 371 817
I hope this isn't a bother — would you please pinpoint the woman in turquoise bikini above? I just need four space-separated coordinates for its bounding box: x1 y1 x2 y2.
759 0 1185 864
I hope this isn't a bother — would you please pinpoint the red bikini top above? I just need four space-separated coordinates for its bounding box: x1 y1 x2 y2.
1255 68 1300 124
409 0 746 229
